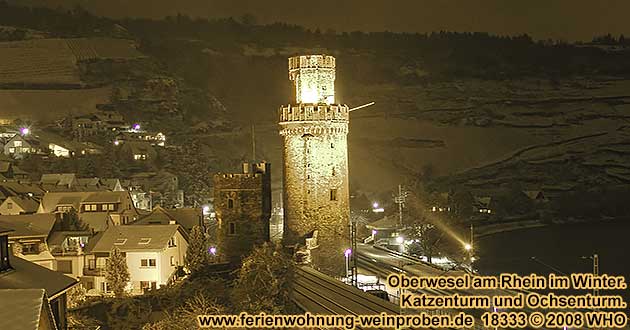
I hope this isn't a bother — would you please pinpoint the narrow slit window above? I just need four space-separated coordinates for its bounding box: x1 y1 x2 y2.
330 189 338 201
228 222 236 235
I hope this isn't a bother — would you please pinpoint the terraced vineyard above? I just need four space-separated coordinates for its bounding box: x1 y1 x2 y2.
0 39 79 86
66 38 144 61
0 37 145 87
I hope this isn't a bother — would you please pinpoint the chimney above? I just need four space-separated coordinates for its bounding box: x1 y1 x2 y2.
242 162 249 174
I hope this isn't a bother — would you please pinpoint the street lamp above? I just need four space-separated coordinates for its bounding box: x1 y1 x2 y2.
464 243 472 251
396 236 404 244
20 127 29 135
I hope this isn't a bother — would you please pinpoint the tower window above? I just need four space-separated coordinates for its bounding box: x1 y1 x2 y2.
332 167 336 176
331 143 334 148
330 189 338 201
228 222 236 235
227 198 234 209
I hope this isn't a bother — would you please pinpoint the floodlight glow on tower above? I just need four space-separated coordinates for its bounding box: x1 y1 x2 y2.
289 55 336 104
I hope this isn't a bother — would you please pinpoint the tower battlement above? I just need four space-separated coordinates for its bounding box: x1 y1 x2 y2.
288 54 336 104
279 104 349 123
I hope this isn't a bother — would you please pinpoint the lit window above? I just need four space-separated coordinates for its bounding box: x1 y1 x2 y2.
114 238 127 245
6 203 12 210
14 141 22 147
138 238 151 245
330 189 338 201
21 243 38 255
170 256 175 266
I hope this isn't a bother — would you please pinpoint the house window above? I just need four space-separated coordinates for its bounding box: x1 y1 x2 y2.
330 189 338 201
6 202 12 210
101 282 109 293
170 256 175 266
168 237 176 247
114 238 127 245
141 259 156 267
14 141 22 147
21 243 39 255
140 281 150 292
102 204 115 211
84 204 97 212
228 222 236 235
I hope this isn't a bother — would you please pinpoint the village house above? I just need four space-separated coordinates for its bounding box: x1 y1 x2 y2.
0 226 78 330
473 196 493 214
0 161 29 181
0 182 45 203
82 224 188 295
0 289 57 330
120 141 157 161
132 205 202 232
47 230 92 280
0 214 57 269
4 134 42 159
129 171 183 208
38 191 139 231
40 173 79 191
0 195 39 215
115 130 166 147
72 110 128 140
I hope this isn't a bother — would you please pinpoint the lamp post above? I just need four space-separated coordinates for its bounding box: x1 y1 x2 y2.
344 248 352 279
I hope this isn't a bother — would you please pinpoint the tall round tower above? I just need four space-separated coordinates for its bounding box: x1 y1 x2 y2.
280 55 350 276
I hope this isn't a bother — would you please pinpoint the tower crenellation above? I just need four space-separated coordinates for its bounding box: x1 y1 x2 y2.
280 54 350 276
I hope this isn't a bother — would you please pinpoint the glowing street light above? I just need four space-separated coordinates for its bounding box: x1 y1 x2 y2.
371 229 377 236
372 202 379 208
396 236 404 244
209 247 217 255
464 243 472 251
20 127 29 135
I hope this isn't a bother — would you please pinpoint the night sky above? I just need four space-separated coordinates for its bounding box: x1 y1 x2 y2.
15 0 630 41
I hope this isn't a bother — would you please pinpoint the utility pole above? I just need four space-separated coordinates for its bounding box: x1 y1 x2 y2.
350 221 358 287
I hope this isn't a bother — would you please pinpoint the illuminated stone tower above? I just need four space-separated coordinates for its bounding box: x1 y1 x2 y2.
279 55 350 276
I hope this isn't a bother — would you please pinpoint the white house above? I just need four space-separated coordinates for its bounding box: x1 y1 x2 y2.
83 224 188 295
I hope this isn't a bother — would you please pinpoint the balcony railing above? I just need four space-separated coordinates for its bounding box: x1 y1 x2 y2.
83 267 105 276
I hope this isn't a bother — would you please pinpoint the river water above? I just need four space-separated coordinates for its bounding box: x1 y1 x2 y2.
475 220 630 299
